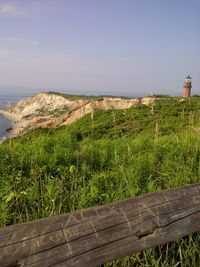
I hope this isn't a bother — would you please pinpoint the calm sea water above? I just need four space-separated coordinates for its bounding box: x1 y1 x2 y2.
0 94 24 140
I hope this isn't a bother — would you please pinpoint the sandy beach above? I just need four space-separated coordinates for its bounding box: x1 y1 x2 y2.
0 110 23 138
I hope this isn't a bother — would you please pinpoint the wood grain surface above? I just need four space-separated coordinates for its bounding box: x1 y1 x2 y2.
0 183 200 267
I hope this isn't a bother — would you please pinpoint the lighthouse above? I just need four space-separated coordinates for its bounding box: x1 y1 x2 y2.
183 75 192 97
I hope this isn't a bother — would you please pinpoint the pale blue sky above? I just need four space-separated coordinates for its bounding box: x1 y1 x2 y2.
0 0 199 96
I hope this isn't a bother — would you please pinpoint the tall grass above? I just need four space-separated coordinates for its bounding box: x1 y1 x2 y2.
0 97 200 265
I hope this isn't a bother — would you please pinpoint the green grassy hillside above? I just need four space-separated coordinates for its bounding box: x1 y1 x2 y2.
0 97 200 266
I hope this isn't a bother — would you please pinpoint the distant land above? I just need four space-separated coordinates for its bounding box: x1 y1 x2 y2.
0 86 190 98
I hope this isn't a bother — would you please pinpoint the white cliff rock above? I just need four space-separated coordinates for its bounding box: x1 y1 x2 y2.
1 92 156 137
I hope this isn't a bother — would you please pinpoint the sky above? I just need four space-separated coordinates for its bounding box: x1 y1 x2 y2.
0 0 199 96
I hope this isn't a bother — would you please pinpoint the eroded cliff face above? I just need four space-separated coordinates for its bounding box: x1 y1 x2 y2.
2 92 156 137
6 93 87 116
62 98 140 125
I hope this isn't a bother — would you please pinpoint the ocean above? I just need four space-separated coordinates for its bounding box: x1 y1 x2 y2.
0 94 24 141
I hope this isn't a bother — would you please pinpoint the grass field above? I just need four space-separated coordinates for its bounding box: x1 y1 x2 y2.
0 97 200 266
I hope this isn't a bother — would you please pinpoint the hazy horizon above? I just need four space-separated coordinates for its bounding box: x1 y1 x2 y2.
0 87 147 98
0 0 199 95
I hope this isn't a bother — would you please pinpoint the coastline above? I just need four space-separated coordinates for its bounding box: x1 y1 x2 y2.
0 94 157 141
0 109 22 139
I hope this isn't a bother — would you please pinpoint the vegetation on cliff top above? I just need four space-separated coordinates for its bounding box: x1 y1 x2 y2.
0 97 200 266
46 91 130 100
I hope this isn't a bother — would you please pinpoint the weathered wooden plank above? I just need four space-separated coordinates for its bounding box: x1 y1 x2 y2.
0 183 200 267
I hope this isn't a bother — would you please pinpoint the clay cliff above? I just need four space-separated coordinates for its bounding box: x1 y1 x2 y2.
0 92 155 137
